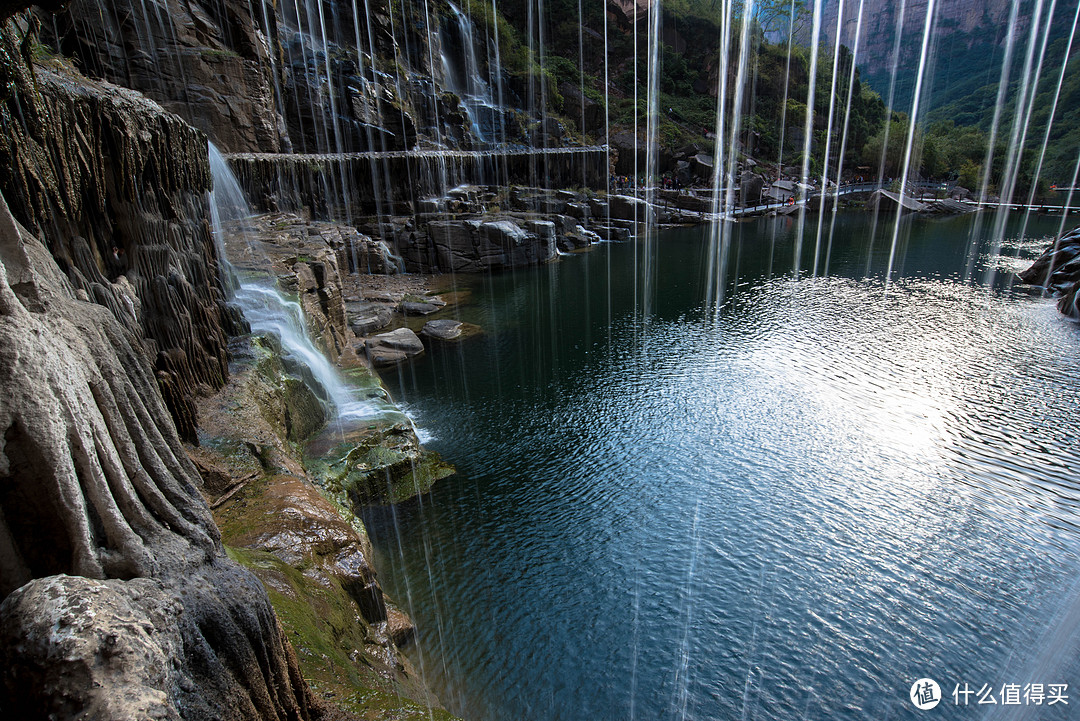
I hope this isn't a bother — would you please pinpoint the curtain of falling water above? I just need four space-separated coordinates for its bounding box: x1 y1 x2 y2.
811 0 845 276
824 0 865 275
642 0 662 318
986 0 1052 270
884 0 937 292
1021 0 1078 242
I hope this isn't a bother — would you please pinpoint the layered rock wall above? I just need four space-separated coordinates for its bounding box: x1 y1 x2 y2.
46 0 285 153
0 27 237 441
0 191 317 720
40 0 491 154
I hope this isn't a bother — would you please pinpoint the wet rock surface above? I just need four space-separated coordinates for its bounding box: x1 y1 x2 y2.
399 299 445 315
306 423 454 507
1019 225 1080 318
197 328 453 716
365 327 426 366
221 212 400 364
42 0 428 156
380 186 645 273
0 34 456 718
46 0 285 153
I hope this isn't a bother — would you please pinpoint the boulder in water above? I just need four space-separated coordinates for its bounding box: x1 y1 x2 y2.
365 328 425 366
399 299 445 316
346 301 394 335
1018 226 1080 319
421 319 464 341
608 194 649 220
1019 228 1080 288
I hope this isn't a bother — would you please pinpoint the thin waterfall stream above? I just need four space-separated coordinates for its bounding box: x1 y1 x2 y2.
208 142 395 425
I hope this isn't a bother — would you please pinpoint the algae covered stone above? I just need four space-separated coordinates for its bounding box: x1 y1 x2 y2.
311 423 455 506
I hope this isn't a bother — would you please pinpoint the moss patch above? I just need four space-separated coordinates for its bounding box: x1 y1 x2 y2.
225 546 452 718
307 423 455 507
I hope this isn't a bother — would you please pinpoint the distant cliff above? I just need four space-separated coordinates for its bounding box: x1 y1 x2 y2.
815 0 1053 114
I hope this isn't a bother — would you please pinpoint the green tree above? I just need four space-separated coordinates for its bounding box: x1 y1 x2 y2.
862 115 921 177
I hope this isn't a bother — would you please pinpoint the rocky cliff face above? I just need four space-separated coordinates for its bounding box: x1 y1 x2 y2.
813 0 1043 113
41 0 510 155
47 0 285 153
817 0 1026 75
0 15 337 718
0 189 317 719
0 28 239 442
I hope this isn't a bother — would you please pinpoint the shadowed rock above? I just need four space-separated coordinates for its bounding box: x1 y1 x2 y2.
1018 225 1080 319
0 32 234 442
423 217 557 273
0 191 318 719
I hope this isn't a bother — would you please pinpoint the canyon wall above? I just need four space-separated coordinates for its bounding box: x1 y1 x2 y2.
0 6 460 715
0 179 317 719
0 25 241 442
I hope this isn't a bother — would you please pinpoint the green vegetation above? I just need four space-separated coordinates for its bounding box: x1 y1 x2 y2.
225 546 458 720
449 0 1071 191
307 422 455 507
460 0 889 172
200 47 242 60
852 0 1078 193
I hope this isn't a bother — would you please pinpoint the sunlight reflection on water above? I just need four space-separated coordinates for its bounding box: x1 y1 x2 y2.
368 214 1080 721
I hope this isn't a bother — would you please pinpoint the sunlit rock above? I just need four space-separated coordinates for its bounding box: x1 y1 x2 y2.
365 327 425 366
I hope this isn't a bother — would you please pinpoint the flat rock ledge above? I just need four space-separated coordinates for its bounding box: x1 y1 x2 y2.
421 319 463 341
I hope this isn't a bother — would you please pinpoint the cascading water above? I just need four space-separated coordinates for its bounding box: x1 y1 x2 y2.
207 142 379 422
440 1 503 145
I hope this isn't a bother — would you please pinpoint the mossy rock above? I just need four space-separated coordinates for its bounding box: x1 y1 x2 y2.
282 376 327 442
224 546 456 718
308 424 455 507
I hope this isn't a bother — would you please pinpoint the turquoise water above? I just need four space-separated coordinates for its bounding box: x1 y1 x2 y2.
366 213 1080 720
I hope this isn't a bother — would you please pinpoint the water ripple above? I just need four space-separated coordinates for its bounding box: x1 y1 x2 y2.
369 215 1080 721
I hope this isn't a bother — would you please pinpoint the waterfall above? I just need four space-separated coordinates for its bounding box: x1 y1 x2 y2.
207 142 377 422
440 1 502 145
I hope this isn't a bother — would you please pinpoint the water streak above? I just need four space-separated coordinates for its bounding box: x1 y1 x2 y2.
208 142 378 422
